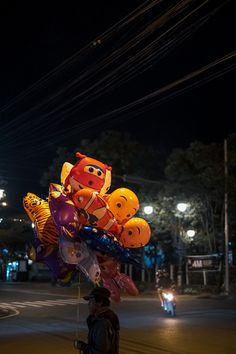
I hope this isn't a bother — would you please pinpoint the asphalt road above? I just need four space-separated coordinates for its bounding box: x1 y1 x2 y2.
0 282 236 354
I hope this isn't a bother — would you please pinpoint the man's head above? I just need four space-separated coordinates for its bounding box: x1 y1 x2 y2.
83 287 111 314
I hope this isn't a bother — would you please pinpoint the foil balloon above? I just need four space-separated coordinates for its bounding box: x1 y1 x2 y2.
105 187 139 225
48 183 80 238
59 234 101 284
28 238 76 285
63 152 112 195
72 189 122 235
96 252 139 303
79 226 142 267
60 162 73 187
119 217 151 248
23 192 59 245
102 270 139 303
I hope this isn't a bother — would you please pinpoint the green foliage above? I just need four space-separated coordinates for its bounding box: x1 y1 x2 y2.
40 130 164 191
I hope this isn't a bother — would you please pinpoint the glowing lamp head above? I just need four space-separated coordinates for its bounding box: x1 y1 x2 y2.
143 205 153 215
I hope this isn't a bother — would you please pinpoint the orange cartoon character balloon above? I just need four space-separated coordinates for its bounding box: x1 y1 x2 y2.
105 188 139 225
63 152 112 195
119 217 151 248
72 189 122 235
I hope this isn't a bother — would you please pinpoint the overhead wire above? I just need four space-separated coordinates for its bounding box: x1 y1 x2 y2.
0 0 190 143
1 0 223 148
0 0 160 117
0 0 234 164
15 50 236 161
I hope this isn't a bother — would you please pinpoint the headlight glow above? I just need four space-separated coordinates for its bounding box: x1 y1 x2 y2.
163 292 174 301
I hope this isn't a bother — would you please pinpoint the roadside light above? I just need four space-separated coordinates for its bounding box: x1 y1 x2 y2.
0 189 5 200
187 229 196 238
143 205 153 215
176 203 187 212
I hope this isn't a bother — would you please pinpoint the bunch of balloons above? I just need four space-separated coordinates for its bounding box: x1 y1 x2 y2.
23 152 151 302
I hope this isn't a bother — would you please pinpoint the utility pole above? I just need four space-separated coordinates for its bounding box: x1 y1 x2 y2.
224 139 229 295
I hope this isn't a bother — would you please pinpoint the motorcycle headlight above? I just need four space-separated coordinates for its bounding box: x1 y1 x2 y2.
163 292 174 301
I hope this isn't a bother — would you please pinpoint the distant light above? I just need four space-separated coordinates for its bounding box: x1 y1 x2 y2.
31 223 35 228
1 202 7 207
143 206 153 215
3 248 9 254
187 229 196 238
0 189 5 200
177 203 187 212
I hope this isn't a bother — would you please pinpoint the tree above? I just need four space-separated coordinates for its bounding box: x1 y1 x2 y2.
40 129 164 193
163 138 236 254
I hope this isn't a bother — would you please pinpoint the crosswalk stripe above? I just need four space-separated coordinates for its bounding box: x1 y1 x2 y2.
0 302 26 308
0 298 79 309
16 302 42 307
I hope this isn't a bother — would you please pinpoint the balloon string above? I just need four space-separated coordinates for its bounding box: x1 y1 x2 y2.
75 272 81 340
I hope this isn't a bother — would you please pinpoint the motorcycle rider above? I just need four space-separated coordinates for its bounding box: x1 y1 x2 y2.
155 269 175 307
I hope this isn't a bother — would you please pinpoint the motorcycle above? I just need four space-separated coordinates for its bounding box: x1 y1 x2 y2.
162 289 176 317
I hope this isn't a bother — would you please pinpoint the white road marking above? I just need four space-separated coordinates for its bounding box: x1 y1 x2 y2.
0 298 80 309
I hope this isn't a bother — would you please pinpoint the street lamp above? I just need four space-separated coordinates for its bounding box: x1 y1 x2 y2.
186 229 196 239
142 205 154 279
177 203 187 213
0 189 5 200
143 205 153 215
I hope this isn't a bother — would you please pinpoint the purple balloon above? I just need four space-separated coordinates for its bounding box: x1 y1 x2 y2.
29 238 76 284
48 183 80 238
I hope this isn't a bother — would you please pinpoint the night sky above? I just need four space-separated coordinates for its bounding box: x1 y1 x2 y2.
0 0 235 210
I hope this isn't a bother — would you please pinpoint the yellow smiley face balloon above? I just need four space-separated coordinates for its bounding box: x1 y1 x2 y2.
119 217 151 248
107 188 139 224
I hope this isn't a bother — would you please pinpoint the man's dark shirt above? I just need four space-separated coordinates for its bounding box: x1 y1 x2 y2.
83 307 120 354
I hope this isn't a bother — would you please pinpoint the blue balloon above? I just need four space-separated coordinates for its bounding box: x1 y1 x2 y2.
78 226 142 268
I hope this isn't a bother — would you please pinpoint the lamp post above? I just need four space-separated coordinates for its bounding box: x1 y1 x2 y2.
176 202 188 288
0 189 5 200
143 205 154 281
224 139 229 295
186 229 196 254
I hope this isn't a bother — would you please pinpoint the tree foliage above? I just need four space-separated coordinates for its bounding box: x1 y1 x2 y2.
40 130 164 191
